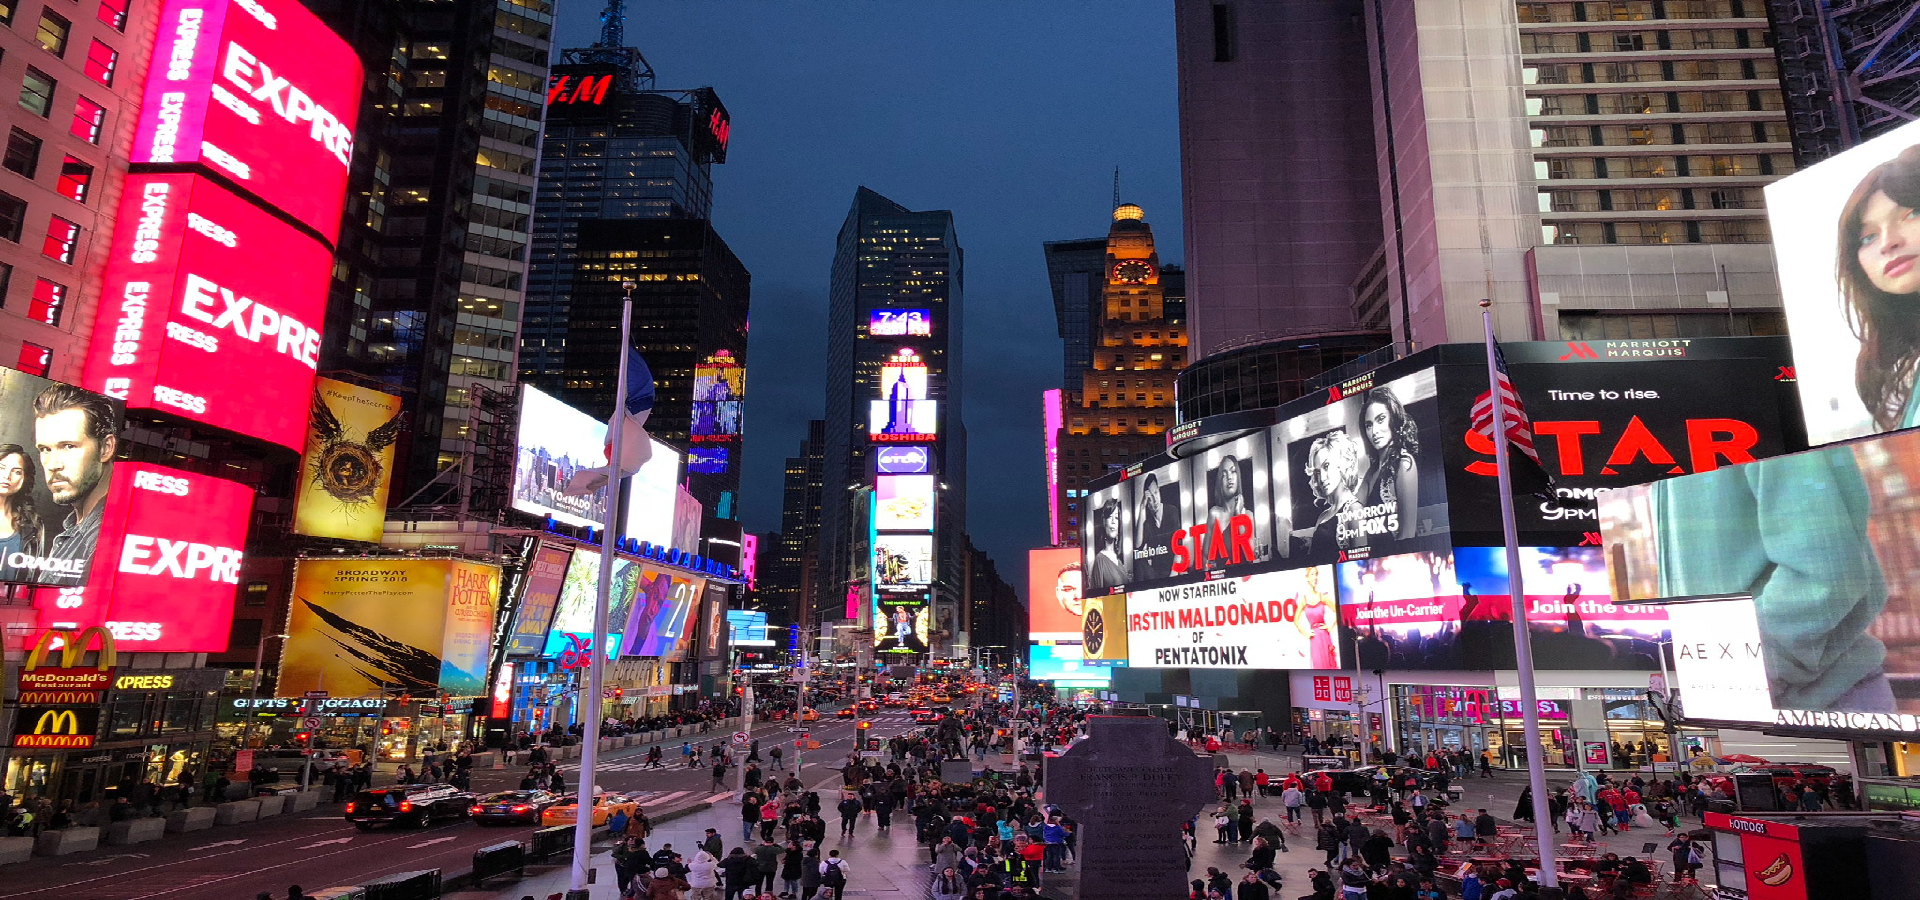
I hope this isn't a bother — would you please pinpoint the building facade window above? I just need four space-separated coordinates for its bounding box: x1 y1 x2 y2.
55 156 91 202
69 96 104 142
19 68 55 117
3 128 41 178
96 0 127 30
28 278 63 325
16 342 49 376
35 10 70 56
41 216 77 263
83 40 117 86
0 192 25 242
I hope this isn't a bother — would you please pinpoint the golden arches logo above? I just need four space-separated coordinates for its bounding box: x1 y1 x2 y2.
33 709 79 735
23 626 116 671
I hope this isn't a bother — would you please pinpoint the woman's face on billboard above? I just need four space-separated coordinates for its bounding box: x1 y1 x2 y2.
1856 191 1920 295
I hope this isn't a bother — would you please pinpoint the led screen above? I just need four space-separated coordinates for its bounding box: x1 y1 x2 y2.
870 309 931 336
869 399 937 442
691 352 743 441
1028 641 1111 686
281 559 501 695
622 439 681 549
875 599 930 653
92 463 253 652
86 172 334 450
873 475 935 532
878 358 928 403
293 377 401 542
727 609 772 646
872 534 933 591
131 0 364 239
1661 596 1775 726
512 386 609 528
876 445 932 474
1027 547 1085 640
1767 117 1920 447
542 548 640 659
0 368 124 587
505 543 572 657
689 446 729 474
1125 567 1339 669
1601 426 1920 733
625 564 702 658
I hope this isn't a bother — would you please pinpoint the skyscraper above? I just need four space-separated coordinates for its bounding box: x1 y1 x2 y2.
818 188 967 655
1044 237 1109 389
764 419 825 638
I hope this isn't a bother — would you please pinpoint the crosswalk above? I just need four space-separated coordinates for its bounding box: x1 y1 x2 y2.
535 787 704 807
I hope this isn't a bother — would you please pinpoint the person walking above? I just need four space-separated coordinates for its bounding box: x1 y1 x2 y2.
688 849 722 900
753 838 782 894
817 850 849 896
836 793 862 837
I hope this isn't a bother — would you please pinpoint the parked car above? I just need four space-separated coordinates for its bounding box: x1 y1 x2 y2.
468 790 561 825
542 792 643 828
345 784 474 829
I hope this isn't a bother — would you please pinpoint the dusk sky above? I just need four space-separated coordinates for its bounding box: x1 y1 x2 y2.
553 3 1184 598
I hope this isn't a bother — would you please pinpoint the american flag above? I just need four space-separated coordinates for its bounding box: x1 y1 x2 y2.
1470 342 1545 469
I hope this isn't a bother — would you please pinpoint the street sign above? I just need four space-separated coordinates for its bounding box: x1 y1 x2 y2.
304 691 329 699
302 717 322 730
731 731 750 746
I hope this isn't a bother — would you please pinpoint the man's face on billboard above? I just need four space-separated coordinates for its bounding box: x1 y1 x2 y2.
36 408 110 506
1143 482 1163 522
1055 569 1083 617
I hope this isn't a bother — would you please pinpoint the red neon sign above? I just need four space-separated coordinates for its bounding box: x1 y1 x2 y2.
46 464 253 653
547 74 612 106
130 0 363 240
85 172 333 450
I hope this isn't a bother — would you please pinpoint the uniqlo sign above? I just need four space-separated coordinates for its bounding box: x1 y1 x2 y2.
1312 676 1331 702
89 463 252 652
131 0 363 239
1333 677 1352 703
85 172 332 449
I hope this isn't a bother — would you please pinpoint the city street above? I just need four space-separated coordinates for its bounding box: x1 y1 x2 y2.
0 711 903 900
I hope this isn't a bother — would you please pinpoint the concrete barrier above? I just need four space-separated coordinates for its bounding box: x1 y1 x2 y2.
105 818 166 846
34 827 99 857
257 794 289 817
167 807 216 833
290 790 321 812
0 837 34 865
213 799 260 825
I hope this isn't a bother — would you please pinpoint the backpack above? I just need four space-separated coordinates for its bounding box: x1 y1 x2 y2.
821 859 847 889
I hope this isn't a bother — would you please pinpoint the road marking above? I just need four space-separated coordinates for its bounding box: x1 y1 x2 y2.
640 790 695 807
702 792 734 805
193 839 248 849
66 853 149 867
406 836 458 849
299 837 354 849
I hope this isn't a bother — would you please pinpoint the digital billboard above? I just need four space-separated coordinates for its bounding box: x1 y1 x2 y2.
1335 545 1668 671
870 399 937 441
131 0 364 239
1662 596 1776 726
280 559 501 696
543 548 640 659
622 439 681 549
1080 591 1127 662
512 386 608 528
92 463 253 652
86 172 334 450
727 609 773 646
293 378 402 543
875 599 930 654
625 565 702 659
1028 641 1111 686
1125 567 1338 669
873 534 933 592
1767 117 1920 447
1600 426 1920 734
691 351 743 442
875 445 932 474
505 543 572 657
1027 547 1085 640
689 446 729 474
870 309 931 337
0 370 123 587
874 475 935 532
697 581 727 661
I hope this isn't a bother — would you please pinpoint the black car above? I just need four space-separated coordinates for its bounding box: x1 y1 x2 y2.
346 784 474 829
467 790 560 826
1292 765 1446 797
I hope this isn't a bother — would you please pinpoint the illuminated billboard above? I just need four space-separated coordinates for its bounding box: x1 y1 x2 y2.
622 439 681 549
1125 567 1339 669
1080 591 1127 662
625 564 702 658
1028 641 1112 686
1335 545 1668 671
1027 547 1085 641
727 609 773 646
869 399 937 442
689 446 729 474
698 582 727 661
874 475 935 532
870 309 931 337
1768 117 1920 447
93 463 253 652
873 534 933 592
280 559 501 696
875 599 930 653
86 172 334 450
543 548 640 659
875 445 932 474
293 378 402 543
0 369 123 587
1662 596 1775 726
131 0 364 239
1601 426 1920 734
512 386 608 528
691 351 743 442
505 543 572 657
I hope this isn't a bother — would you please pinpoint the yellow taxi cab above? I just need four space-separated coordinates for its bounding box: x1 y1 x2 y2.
931 693 951 704
799 708 821 722
542 792 642 828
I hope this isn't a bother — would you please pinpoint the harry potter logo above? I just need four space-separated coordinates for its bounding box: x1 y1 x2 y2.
306 385 402 514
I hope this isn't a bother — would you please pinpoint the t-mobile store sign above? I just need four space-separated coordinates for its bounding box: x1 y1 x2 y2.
86 172 333 449
131 0 363 239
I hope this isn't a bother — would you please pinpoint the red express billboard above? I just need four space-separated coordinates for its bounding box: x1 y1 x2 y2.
131 0 363 240
85 173 333 449
35 463 253 652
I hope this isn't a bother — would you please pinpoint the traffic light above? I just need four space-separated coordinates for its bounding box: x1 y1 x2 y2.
613 688 624 700
857 721 871 731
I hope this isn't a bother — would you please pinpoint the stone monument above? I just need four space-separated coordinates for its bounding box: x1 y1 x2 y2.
1044 716 1217 900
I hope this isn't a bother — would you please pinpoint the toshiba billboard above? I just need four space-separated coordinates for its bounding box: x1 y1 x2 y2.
85 172 333 449
131 0 363 239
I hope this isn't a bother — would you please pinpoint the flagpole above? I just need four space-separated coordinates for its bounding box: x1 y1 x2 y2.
568 288 633 900
1480 300 1559 889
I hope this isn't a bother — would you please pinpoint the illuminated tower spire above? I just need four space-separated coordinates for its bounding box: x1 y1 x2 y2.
598 0 626 48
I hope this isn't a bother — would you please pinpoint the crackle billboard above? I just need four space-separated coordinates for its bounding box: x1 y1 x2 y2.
279 558 500 697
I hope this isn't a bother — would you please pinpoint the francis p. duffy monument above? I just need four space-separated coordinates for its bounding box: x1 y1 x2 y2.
1045 716 1217 900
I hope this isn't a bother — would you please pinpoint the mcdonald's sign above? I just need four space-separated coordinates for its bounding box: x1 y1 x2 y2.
15 627 116 697
10 705 100 749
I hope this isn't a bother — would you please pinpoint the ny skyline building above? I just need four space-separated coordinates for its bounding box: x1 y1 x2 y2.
818 187 969 656
764 418 826 638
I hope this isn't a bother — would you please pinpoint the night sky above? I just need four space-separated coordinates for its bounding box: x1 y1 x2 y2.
551 2 1183 600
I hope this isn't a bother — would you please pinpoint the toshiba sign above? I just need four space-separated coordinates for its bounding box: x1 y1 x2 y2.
131 0 363 239
85 172 332 449
65 463 255 653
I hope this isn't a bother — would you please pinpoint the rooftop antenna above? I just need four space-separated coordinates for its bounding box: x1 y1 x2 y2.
1112 167 1121 211
597 0 625 48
